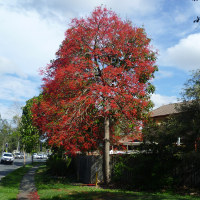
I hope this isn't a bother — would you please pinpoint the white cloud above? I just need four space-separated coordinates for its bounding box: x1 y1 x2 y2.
154 70 174 80
0 5 65 78
174 13 188 24
0 0 196 121
0 102 11 120
192 0 200 16
0 101 23 121
151 93 178 109
0 0 162 122
1 0 163 31
107 0 160 17
0 75 40 102
10 0 160 18
160 33 200 71
0 56 17 74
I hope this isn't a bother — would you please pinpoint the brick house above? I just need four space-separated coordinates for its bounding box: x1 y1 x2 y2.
150 102 181 124
150 102 182 145
150 102 200 150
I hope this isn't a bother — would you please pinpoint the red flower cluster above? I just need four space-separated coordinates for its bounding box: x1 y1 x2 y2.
32 6 157 154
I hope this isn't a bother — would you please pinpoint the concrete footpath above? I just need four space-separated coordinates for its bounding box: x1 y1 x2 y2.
17 165 40 200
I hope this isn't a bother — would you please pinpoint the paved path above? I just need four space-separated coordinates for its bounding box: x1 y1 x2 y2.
17 165 40 200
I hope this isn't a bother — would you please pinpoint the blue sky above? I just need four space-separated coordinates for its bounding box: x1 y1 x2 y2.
0 0 200 120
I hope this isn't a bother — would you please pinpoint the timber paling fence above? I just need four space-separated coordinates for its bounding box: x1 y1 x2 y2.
74 154 138 184
74 154 200 187
173 161 200 187
75 154 104 184
111 156 200 187
74 154 120 184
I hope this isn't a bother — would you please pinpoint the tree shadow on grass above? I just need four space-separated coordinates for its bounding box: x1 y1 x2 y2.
40 190 199 200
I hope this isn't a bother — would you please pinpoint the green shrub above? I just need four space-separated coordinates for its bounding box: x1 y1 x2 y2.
46 153 72 176
112 153 176 190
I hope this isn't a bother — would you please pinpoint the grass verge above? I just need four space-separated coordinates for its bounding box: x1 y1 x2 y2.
35 165 200 200
0 164 33 200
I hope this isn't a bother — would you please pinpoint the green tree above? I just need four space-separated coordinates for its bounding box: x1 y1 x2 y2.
177 69 200 152
33 6 157 183
11 115 22 152
142 116 181 155
139 69 200 188
20 97 40 153
0 115 12 152
144 69 200 153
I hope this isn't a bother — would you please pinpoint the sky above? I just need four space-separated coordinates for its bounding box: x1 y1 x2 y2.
1 0 200 121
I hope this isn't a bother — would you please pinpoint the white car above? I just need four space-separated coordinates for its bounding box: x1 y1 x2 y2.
33 153 38 159
43 154 47 159
37 154 43 159
14 152 23 159
1 153 14 164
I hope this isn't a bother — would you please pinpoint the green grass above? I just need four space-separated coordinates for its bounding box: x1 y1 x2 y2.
0 164 33 200
35 165 200 200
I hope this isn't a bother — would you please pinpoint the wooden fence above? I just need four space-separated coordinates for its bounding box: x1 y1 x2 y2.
74 154 200 187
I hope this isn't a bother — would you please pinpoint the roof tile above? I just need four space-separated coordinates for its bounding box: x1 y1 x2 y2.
151 103 181 117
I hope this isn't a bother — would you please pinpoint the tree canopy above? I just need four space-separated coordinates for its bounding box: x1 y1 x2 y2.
177 69 200 151
20 97 41 153
0 115 21 152
32 6 157 183
33 6 157 151
0 115 11 152
143 69 200 153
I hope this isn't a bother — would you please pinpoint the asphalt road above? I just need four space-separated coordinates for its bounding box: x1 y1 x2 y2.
0 157 45 181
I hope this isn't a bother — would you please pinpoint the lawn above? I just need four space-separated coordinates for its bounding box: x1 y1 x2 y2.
35 165 200 200
0 164 33 200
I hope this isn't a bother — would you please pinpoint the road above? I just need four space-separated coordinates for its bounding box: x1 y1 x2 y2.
0 157 45 181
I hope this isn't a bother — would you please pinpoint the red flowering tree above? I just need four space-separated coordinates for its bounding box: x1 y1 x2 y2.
32 7 157 183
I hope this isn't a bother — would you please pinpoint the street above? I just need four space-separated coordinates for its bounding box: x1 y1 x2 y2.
0 157 45 181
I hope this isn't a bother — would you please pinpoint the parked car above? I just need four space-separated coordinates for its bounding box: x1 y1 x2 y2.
14 152 23 159
1 152 14 164
20 153 24 159
33 153 38 159
43 154 47 159
109 150 127 154
37 154 43 159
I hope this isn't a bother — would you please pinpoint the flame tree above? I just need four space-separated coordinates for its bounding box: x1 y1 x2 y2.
32 7 157 183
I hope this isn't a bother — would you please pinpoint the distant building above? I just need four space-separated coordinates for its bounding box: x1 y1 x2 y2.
150 102 182 146
150 102 199 150
150 102 181 124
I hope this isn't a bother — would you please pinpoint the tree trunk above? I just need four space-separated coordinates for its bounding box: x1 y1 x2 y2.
17 140 20 152
104 116 110 184
23 150 26 166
